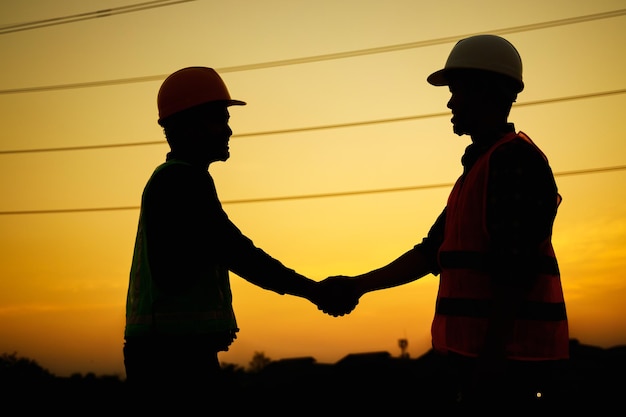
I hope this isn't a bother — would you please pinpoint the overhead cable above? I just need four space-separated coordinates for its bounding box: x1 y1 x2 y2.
0 8 624 95
1 88 624 155
1 164 625 216
0 0 196 34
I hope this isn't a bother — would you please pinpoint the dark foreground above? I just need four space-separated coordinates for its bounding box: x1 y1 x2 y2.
1 339 624 413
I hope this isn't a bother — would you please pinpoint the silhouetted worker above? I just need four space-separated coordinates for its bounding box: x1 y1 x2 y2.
123 66 353 406
321 35 569 410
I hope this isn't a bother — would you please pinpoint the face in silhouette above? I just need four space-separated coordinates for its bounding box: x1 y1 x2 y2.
446 72 506 138
165 103 235 167
190 104 233 164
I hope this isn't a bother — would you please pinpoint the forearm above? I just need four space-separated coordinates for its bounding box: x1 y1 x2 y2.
276 271 318 298
231 248 316 297
353 247 434 295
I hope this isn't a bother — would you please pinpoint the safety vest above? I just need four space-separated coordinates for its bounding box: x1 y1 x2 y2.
124 160 238 338
432 131 569 360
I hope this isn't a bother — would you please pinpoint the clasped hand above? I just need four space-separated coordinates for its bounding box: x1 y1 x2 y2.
311 276 362 317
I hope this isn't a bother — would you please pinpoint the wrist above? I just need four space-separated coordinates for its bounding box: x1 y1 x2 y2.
283 274 316 298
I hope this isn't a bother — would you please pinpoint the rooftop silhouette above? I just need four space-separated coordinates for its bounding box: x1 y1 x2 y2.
1 339 623 413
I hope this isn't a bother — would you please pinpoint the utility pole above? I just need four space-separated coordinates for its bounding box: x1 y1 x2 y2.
398 338 409 358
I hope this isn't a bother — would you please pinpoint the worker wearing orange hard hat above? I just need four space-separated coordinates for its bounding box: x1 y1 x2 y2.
156 66 246 122
319 34 569 411
123 67 355 406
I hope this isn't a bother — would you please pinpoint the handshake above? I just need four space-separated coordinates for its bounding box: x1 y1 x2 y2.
307 276 364 318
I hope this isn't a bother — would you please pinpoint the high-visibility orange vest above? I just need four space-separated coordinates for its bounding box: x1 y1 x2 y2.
432 131 569 360
124 160 238 338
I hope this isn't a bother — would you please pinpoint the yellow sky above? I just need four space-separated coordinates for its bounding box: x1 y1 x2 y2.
0 0 625 377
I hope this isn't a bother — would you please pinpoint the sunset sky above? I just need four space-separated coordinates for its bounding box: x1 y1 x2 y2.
1 0 625 378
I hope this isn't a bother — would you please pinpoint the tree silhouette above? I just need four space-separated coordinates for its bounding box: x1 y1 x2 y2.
248 351 272 373
0 351 54 384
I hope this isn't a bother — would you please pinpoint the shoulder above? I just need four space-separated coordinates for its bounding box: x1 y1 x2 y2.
491 135 549 170
153 160 197 179
488 135 558 196
149 162 213 190
144 162 216 209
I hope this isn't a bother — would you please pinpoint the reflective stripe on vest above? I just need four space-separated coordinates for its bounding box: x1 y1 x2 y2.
124 160 238 338
432 131 569 360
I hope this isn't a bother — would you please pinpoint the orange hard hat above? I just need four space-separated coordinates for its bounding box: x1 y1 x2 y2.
157 67 246 122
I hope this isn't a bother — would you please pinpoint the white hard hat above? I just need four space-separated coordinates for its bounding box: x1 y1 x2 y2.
427 34 524 92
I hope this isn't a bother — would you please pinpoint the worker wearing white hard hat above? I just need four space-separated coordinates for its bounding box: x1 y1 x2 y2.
319 34 569 411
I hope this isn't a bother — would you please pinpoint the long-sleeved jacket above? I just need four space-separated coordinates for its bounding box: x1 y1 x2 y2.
125 155 310 346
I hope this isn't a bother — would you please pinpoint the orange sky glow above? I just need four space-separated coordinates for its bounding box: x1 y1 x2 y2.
1 0 625 378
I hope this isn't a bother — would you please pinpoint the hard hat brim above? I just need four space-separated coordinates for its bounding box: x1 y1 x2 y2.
427 67 524 93
227 99 247 106
427 69 449 86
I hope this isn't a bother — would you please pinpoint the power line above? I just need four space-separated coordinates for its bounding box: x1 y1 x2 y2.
1 8 624 95
0 0 196 35
1 88 624 155
1 164 624 216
